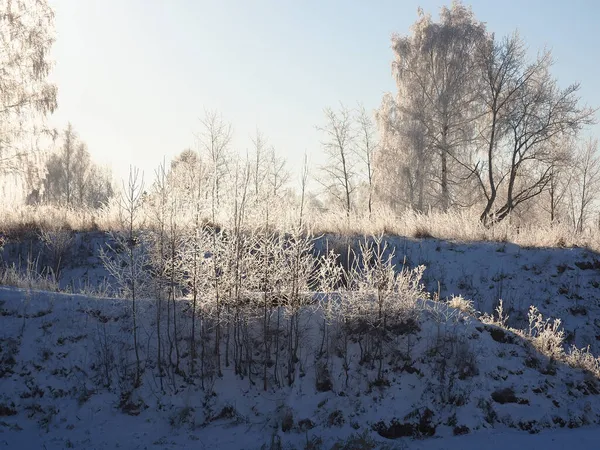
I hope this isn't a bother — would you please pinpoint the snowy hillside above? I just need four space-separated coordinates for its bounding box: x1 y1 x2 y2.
1 233 600 448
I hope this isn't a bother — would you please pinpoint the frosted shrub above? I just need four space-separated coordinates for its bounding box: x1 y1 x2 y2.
0 262 58 291
481 299 508 327
527 305 565 359
351 237 425 325
348 236 427 379
447 295 475 316
39 228 74 280
566 346 600 377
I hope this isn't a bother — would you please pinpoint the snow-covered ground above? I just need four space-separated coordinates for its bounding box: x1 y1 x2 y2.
3 417 600 449
316 235 600 353
1 233 600 449
0 286 599 449
413 426 600 450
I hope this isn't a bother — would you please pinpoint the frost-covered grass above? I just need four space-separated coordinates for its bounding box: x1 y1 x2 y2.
1 204 599 253
309 207 600 251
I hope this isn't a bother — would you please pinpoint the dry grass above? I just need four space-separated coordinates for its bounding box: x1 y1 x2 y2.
308 207 600 251
480 301 600 378
0 263 59 291
0 203 597 253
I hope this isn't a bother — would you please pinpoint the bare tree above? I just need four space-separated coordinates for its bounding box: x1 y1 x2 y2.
356 104 378 216
318 106 356 217
197 110 232 218
268 149 289 200
539 137 575 224
250 129 289 227
474 33 595 224
546 161 572 224
569 139 600 233
299 152 309 229
72 142 91 205
45 124 75 205
251 129 269 200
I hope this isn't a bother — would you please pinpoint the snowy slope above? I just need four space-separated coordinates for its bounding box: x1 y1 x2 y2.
1 233 600 448
1 284 600 449
317 235 600 354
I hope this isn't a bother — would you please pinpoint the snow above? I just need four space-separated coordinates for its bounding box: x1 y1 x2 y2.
412 427 600 450
1 233 600 449
316 235 600 353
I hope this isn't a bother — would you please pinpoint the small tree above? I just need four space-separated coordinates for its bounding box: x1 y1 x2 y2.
281 226 316 386
100 167 148 388
569 139 600 233
356 104 378 216
318 105 356 218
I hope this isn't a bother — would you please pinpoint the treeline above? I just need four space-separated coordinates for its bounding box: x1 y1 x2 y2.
144 2 598 232
374 3 597 227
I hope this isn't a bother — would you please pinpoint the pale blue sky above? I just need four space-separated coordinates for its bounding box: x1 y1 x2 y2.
48 0 600 185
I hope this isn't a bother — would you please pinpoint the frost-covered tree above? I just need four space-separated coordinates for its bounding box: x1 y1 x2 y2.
43 124 113 208
318 105 356 217
474 33 595 224
568 139 600 233
378 3 485 211
167 149 207 210
376 93 431 211
197 110 232 218
0 0 57 174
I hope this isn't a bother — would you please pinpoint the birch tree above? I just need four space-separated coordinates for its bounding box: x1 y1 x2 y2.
375 93 431 211
383 3 485 211
0 0 57 173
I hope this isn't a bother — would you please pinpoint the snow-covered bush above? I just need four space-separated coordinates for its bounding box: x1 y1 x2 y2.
527 305 565 360
566 346 600 378
447 295 475 316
